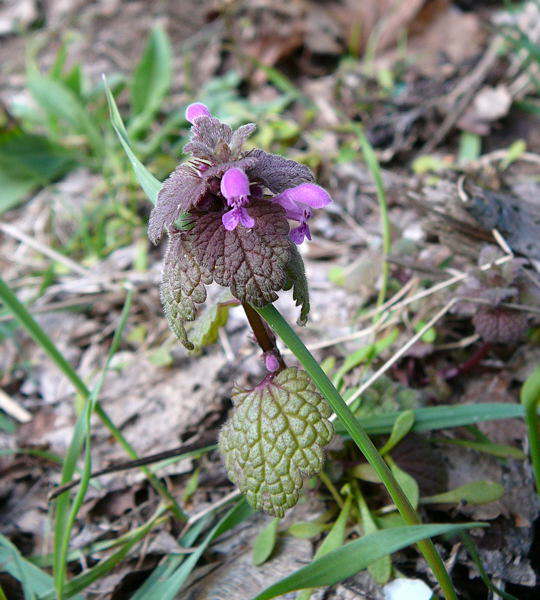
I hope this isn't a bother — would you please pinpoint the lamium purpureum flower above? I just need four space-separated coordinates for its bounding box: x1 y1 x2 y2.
148 102 332 349
147 103 335 518
220 167 255 230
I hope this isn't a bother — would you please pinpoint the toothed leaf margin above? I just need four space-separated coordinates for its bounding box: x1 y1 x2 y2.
160 233 211 349
283 243 310 325
219 367 334 517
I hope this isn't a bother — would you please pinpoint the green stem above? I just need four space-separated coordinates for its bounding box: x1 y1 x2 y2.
0 276 187 522
356 126 391 309
521 367 540 496
255 303 457 600
319 471 344 509
242 303 286 370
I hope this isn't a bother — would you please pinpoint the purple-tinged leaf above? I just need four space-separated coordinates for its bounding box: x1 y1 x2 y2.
183 116 233 162
473 307 528 344
247 149 314 193
186 201 291 306
229 123 256 155
149 164 206 244
160 233 212 349
201 155 259 182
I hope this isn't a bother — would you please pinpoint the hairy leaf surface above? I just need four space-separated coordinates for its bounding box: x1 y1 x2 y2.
247 149 314 193
186 201 291 306
219 368 333 517
149 164 206 244
229 123 256 156
183 115 233 161
283 243 310 325
160 234 211 349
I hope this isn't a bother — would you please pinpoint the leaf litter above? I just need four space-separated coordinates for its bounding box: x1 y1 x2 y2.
1 0 540 598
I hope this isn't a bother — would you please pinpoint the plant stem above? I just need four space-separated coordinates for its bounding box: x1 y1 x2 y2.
319 471 345 509
521 367 540 496
356 127 392 310
255 303 458 600
243 302 286 370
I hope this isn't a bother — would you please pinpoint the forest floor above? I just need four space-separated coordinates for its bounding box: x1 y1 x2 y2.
1 1 539 598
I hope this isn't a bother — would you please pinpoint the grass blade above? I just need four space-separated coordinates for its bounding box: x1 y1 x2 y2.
460 533 518 600
297 493 353 600
103 76 161 205
27 70 104 157
129 514 213 599
337 403 525 436
251 522 486 600
521 366 540 495
356 126 391 308
256 303 459 600
133 498 253 599
53 290 133 597
0 276 186 520
0 534 56 599
43 506 168 599
129 26 172 136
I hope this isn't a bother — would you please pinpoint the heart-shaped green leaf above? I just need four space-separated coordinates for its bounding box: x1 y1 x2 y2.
220 368 334 517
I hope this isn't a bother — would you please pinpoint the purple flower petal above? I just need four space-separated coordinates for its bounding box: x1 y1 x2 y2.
290 222 311 245
185 103 211 124
273 194 313 222
222 208 241 230
222 206 254 230
220 168 250 204
238 207 255 229
265 353 280 372
280 183 332 209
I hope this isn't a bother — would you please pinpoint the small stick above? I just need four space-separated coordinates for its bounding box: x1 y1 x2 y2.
48 438 216 500
0 389 32 423
0 222 90 277
336 299 458 415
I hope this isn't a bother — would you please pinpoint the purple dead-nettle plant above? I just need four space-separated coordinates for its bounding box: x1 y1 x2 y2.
148 103 334 516
454 245 539 344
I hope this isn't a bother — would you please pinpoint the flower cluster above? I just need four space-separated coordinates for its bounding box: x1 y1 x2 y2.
148 103 332 349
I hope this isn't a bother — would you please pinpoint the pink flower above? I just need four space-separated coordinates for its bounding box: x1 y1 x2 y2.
265 352 280 372
220 168 255 230
277 183 332 210
185 103 211 124
273 183 331 245
290 221 312 245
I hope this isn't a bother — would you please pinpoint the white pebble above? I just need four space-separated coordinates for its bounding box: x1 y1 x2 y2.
383 578 433 600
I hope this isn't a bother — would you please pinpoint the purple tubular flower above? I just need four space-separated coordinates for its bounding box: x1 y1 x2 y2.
185 102 211 124
277 183 332 209
220 167 254 230
273 183 331 245
290 222 312 245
